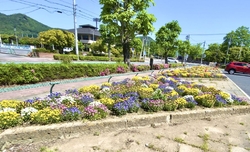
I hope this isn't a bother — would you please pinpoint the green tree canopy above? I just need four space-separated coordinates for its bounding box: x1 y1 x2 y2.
177 40 190 62
130 38 142 57
204 43 224 63
188 43 203 61
38 29 74 54
155 20 181 63
99 0 156 63
89 39 107 54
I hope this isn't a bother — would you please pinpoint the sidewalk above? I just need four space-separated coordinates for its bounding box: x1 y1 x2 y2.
0 70 249 101
0 71 155 101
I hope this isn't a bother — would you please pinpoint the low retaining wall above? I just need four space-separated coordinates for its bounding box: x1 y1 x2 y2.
1 106 250 149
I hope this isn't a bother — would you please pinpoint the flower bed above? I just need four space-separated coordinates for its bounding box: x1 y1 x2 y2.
0 71 248 130
163 66 226 78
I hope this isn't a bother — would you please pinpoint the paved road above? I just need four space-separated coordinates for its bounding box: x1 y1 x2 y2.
223 71 250 98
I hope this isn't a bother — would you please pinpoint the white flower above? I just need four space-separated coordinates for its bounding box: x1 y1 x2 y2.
183 95 194 101
227 94 234 103
21 107 38 116
89 101 102 106
59 95 75 104
0 107 16 113
165 86 174 91
102 87 110 92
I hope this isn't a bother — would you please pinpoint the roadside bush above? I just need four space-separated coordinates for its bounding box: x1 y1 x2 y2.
0 63 128 85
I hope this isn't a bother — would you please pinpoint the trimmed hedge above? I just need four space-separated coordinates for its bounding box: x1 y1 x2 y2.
53 54 145 62
0 63 129 86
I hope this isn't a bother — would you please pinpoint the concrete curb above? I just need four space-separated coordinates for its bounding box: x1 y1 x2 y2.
1 106 250 150
226 77 250 100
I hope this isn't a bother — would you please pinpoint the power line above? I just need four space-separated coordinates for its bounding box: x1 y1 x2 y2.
180 33 227 36
23 8 40 14
43 0 98 18
8 0 94 21
0 5 36 11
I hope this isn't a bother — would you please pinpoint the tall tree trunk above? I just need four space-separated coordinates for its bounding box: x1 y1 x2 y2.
165 50 168 64
123 41 130 65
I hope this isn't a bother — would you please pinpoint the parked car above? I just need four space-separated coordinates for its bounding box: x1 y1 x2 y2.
225 61 250 74
167 57 179 63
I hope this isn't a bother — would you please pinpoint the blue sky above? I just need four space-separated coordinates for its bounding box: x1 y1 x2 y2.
1 0 250 47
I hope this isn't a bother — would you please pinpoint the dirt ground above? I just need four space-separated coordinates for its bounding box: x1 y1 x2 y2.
4 113 250 152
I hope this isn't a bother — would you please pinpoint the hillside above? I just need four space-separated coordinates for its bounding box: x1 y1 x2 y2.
0 13 51 36
137 36 155 42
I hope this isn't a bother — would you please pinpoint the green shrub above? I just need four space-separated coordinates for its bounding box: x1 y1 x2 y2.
0 63 129 85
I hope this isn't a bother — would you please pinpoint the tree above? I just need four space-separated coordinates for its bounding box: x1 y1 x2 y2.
177 40 190 63
130 38 142 57
204 43 224 63
188 43 203 61
38 29 74 54
99 0 156 64
99 24 118 60
222 26 250 58
89 39 107 55
155 21 181 63
19 37 40 46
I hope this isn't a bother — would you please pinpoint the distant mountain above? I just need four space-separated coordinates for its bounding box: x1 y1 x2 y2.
136 36 155 42
0 13 51 36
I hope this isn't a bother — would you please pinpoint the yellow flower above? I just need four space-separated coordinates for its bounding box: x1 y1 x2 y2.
149 84 159 90
99 98 115 106
79 85 100 93
101 82 112 87
0 100 22 108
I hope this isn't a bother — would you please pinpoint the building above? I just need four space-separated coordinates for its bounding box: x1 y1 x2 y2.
68 24 101 51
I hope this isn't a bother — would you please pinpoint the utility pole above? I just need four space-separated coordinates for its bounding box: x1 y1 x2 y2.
93 18 100 29
224 38 231 65
185 34 190 64
73 0 79 60
201 41 206 64
239 41 243 59
14 28 18 45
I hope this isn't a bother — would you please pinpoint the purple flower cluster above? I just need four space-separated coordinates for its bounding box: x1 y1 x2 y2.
100 68 110 76
112 78 130 86
124 92 139 99
51 103 67 110
158 84 173 93
65 89 79 95
215 95 227 104
111 93 124 99
141 98 164 112
84 104 108 118
184 95 198 105
130 65 139 72
48 92 62 99
113 97 139 115
24 99 35 104
230 94 246 103
63 107 81 115
81 94 94 105
84 106 98 116
117 66 126 73
165 79 177 88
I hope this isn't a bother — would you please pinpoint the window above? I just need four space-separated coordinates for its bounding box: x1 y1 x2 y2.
82 35 89 40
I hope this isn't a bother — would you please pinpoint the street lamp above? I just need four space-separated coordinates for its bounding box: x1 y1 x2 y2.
73 0 79 60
